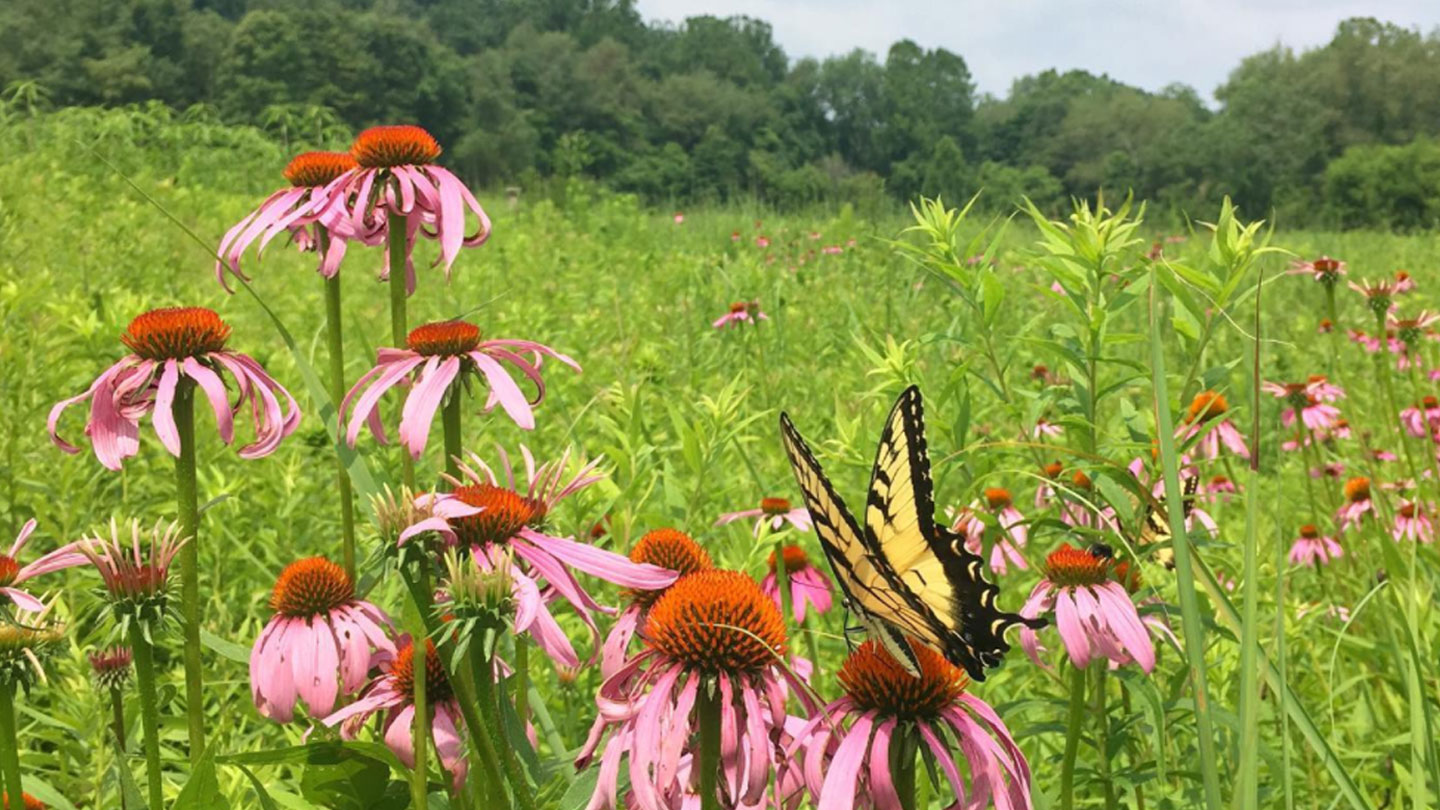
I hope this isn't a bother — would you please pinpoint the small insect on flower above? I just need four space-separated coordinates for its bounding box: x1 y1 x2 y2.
713 300 769 329
0 519 85 613
341 319 579 457
250 557 394 723
785 639 1032 810
716 496 812 536
49 307 300 470
761 545 834 623
1018 543 1161 672
1289 524 1342 568
576 570 811 810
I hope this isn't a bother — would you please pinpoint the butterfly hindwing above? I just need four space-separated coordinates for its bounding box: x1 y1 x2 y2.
1137 471 1200 569
781 385 1042 681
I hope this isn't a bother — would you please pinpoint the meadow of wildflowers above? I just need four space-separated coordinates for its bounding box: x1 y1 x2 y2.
1 105 1438 810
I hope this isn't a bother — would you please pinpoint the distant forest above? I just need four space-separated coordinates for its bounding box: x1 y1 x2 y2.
4 1 1440 227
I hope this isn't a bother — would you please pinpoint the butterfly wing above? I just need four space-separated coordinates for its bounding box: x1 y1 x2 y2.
779 410 926 676
862 385 1041 680
1137 472 1201 569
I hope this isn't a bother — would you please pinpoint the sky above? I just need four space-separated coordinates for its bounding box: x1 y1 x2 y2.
633 0 1438 101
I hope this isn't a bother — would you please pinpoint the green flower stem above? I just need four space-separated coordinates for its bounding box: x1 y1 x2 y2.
1092 665 1119 810
109 687 129 810
514 636 530 731
697 681 722 810
0 683 24 807
388 205 415 490
408 563 431 808
129 632 164 810
172 378 205 761
1059 661 1086 810
890 725 917 810
442 391 463 483
319 226 358 582
469 645 537 810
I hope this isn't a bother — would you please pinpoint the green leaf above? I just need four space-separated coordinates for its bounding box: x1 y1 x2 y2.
175 747 230 810
18 776 79 810
200 628 251 664
232 763 281 810
560 767 602 810
299 746 399 810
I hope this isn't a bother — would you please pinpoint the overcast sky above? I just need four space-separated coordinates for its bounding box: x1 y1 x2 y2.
634 0 1438 101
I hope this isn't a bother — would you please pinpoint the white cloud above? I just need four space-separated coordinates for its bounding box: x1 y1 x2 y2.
633 0 1439 100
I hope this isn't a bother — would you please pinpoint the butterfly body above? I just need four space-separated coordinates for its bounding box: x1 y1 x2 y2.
779 385 1043 680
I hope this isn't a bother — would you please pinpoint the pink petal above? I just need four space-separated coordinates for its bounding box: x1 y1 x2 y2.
398 356 460 459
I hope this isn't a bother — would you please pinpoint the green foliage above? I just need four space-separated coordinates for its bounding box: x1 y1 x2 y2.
1323 137 1440 230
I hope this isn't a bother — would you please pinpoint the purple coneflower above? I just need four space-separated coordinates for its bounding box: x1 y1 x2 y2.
403 447 678 653
321 125 491 290
1393 501 1435 543
1177 390 1250 459
250 557 394 723
761 545 833 624
964 489 1028 574
576 570 811 810
215 151 381 289
601 529 714 677
49 307 300 470
1262 378 1343 432
342 320 578 457
716 497 812 536
1350 278 1398 317
1289 524 1342 567
1031 419 1062 439
1289 255 1345 286
787 640 1032 810
1337 477 1374 530
323 636 467 788
0 520 84 612
713 301 768 329
1019 544 1157 672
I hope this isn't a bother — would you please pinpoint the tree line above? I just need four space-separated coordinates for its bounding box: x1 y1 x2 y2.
3 1 1439 227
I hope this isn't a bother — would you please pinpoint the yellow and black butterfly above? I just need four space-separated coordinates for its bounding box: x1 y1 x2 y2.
1131 473 1201 569
779 385 1043 681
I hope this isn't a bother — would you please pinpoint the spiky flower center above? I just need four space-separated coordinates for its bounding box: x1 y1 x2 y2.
0 556 16 588
767 545 811 575
389 639 452 703
352 125 441 168
1424 396 1438 410
728 302 747 314
1314 257 1341 273
760 497 792 516
646 570 786 673
1044 543 1111 587
838 639 967 720
1043 461 1063 479
1187 391 1229 423
1299 524 1320 539
451 484 545 547
88 646 133 691
984 488 1012 510
1344 477 1371 503
1400 502 1418 519
407 320 481 356
0 623 61 655
628 529 712 607
1210 475 1232 489
121 307 231 360
1071 470 1092 489
270 557 354 618
1111 560 1143 593
283 151 357 187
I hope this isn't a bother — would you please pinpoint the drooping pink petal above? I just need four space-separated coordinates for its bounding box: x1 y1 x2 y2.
398 355 460 459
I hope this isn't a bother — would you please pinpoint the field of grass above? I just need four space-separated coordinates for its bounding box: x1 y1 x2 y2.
2 105 1439 810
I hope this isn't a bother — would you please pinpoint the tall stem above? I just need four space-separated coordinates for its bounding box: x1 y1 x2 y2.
772 538 792 628
1093 665 1119 810
173 379 205 760
110 687 129 810
697 682 722 810
320 226 358 582
470 646 537 810
130 632 164 810
1059 662 1086 810
388 207 415 490
409 563 431 807
0 684 23 807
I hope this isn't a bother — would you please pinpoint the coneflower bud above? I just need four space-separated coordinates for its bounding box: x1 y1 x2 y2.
89 646 133 692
